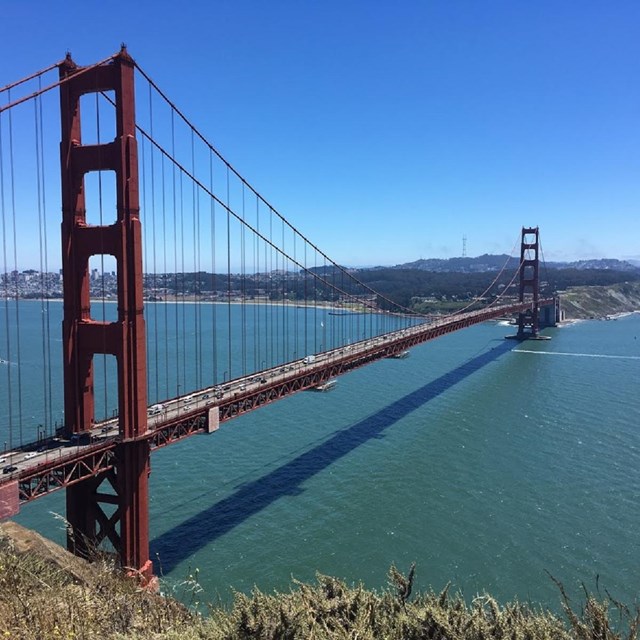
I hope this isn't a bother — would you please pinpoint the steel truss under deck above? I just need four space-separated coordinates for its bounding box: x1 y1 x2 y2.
11 297 553 507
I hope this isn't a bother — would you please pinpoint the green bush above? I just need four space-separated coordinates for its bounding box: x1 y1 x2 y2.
1 534 638 640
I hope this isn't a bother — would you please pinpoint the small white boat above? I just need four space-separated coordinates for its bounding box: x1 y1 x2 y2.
313 379 337 392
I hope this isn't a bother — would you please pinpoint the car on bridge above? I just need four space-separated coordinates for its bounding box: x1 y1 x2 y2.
68 433 92 446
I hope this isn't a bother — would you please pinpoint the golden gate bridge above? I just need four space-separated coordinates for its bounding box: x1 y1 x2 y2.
0 48 556 583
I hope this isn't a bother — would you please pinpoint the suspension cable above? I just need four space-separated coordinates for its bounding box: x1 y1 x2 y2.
128 119 423 319
0 60 62 94
539 236 550 295
103 80 436 320
0 53 118 114
483 255 527 309
131 63 431 318
434 232 523 319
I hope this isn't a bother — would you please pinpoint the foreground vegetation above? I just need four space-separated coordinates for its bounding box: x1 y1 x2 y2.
1 528 639 640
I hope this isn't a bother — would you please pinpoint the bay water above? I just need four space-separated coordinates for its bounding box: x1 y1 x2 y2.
5 304 640 611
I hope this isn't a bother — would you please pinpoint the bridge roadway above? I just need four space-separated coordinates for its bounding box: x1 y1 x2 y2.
0 299 553 505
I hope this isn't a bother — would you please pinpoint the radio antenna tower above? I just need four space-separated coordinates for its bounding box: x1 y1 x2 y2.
462 235 467 258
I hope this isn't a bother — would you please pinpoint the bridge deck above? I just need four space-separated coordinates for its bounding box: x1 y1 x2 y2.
1 299 553 506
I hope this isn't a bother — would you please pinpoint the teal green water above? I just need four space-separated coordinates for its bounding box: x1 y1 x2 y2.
8 310 640 610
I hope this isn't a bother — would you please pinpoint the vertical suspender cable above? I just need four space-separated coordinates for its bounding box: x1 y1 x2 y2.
293 231 298 361
281 216 286 363
331 252 336 350
191 128 201 391
171 111 180 397
37 80 54 434
322 255 327 351
180 171 186 394
209 149 218 384
314 248 317 352
41 90 53 432
141 112 151 399
35 95 50 438
253 195 258 371
269 207 274 367
0 108 13 450
304 242 308 356
226 165 232 381
241 183 246 376
281 217 286 363
161 152 169 397
148 84 159 401
196 150 202 389
263 205 268 368
8 91 24 446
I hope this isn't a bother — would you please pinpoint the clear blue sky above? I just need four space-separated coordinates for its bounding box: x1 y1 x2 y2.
2 1 639 266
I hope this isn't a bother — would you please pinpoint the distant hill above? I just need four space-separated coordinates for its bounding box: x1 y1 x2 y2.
392 254 516 273
558 258 640 272
390 255 640 274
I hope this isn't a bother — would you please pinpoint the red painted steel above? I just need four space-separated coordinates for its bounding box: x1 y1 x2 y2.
58 48 152 581
6 298 555 513
0 52 555 579
517 227 540 337
0 481 19 519
17 444 116 502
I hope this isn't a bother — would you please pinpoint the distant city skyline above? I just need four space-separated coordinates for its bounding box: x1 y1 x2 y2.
1 2 638 269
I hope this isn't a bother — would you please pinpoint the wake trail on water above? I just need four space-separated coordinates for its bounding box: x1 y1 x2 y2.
514 349 640 360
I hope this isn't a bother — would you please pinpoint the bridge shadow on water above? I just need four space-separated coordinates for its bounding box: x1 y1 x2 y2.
151 339 515 572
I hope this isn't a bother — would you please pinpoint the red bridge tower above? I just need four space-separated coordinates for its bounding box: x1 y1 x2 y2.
59 48 152 581
516 226 540 339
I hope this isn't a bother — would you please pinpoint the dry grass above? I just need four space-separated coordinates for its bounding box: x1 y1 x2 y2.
0 532 193 639
1 532 638 640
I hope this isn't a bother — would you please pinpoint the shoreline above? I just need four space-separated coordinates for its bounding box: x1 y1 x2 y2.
3 297 356 312
6 297 640 321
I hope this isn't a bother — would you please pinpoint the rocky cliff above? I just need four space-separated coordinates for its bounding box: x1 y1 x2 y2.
559 281 640 319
